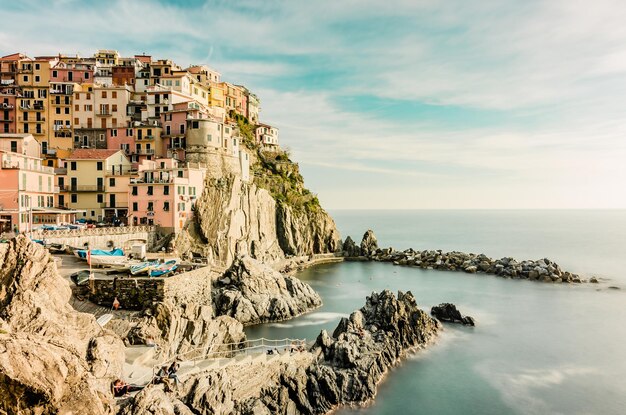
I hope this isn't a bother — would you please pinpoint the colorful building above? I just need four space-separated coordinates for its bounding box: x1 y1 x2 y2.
0 134 75 233
65 148 131 221
128 158 205 233
255 123 279 148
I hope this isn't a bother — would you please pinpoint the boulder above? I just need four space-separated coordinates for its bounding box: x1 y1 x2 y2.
431 303 476 326
213 255 322 325
342 236 361 257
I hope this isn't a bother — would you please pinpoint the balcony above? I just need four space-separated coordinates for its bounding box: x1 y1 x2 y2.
53 125 71 131
67 185 105 192
18 116 45 122
1 160 55 173
0 103 14 109
0 117 13 123
18 67 33 74
96 111 112 117
135 149 155 155
101 202 128 209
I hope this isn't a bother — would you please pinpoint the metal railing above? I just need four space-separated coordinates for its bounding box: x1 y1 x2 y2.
132 337 308 385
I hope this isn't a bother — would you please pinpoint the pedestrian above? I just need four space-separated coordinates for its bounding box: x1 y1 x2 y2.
112 297 120 311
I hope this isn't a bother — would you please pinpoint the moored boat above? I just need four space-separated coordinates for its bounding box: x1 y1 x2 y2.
149 260 178 277
130 260 159 275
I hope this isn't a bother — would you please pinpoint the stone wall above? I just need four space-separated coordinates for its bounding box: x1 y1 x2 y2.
88 277 165 310
30 225 157 250
87 265 214 310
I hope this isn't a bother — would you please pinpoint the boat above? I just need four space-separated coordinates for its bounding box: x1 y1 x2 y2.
75 248 124 262
130 260 160 275
70 270 92 286
149 260 178 277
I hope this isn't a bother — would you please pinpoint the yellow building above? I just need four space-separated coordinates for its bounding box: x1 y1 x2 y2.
65 148 131 221
47 81 77 162
209 81 225 108
16 58 54 144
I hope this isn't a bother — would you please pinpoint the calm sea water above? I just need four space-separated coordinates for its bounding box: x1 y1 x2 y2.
247 210 626 414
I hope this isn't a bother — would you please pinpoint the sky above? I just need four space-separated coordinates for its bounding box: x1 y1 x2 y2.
2 0 626 209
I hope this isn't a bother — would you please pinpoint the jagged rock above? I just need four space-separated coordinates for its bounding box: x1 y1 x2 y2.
213 255 322 325
125 267 246 360
342 236 360 257
0 236 124 415
119 385 194 415
175 175 340 268
360 230 378 257
431 303 476 326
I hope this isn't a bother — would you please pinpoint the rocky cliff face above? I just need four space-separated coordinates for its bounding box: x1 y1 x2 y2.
122 290 440 415
175 149 340 268
125 267 246 360
0 236 125 415
213 255 322 325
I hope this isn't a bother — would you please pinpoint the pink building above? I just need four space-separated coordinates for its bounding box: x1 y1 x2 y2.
160 101 210 160
0 91 17 134
0 133 76 233
128 158 205 234
50 62 94 83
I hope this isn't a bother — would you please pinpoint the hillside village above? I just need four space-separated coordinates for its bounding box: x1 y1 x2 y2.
0 50 281 235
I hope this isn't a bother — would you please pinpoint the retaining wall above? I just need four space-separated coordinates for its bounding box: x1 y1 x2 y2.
30 225 157 250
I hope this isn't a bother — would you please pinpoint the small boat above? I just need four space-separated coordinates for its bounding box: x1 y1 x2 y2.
149 260 178 277
70 270 92 286
75 248 124 263
130 260 160 275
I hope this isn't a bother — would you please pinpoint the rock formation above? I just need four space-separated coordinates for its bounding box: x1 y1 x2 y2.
431 303 475 326
0 236 125 415
360 230 378 256
120 290 440 414
213 255 322 325
124 267 246 360
342 236 360 257
345 230 588 284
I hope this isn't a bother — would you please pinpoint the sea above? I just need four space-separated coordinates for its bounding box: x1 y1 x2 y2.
246 210 626 415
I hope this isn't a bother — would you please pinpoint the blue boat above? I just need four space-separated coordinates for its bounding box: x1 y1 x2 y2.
75 248 124 260
149 260 178 277
130 260 159 275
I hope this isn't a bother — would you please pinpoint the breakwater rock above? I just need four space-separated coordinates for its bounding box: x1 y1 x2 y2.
122 290 440 414
345 230 587 283
0 236 125 415
213 255 322 325
431 303 476 326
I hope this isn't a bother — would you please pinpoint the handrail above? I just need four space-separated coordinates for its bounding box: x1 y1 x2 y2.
129 337 307 385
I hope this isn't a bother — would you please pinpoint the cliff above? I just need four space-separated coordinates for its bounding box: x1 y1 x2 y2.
175 146 340 268
0 236 125 415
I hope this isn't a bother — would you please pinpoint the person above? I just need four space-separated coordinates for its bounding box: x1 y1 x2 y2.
112 379 143 397
112 297 120 311
167 361 180 387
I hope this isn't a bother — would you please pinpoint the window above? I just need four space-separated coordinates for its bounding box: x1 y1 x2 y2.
179 124 185 134
86 93 91 100
85 72 90 79
112 91 117 99
10 141 17 152
147 186 153 195
192 121 199 129
96 161 103 170
147 202 153 211
99 134 105 141
75 104 79 111
112 104 117 112
178 202 185 211
102 91 107 98
163 201 170 211
52 70 58 78
23 76 28 83
70 161 77 170
177 170 183 178
71 194 77 203
111 129 118 137
207 134 212 142
109 178 115 187
97 194 103 203
127 128 133 136
35 75 40 83
74 117 79 125
64 107 70 114
35 63 40 70
132 202 138 211
56 107 61 114
163 186 169 195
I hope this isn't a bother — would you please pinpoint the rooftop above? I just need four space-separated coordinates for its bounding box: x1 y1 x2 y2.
67 148 121 160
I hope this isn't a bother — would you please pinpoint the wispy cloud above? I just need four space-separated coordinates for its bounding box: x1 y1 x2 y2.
2 0 626 208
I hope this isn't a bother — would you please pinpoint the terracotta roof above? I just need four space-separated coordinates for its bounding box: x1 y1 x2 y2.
67 149 121 160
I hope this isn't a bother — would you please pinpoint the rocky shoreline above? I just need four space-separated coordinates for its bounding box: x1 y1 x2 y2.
343 230 593 284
